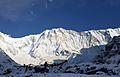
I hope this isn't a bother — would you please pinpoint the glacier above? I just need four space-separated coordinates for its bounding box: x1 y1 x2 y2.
0 28 120 65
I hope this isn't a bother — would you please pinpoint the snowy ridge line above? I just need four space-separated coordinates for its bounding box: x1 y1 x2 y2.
1 27 120 39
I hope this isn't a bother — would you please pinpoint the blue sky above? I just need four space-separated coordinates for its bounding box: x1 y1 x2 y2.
0 0 120 37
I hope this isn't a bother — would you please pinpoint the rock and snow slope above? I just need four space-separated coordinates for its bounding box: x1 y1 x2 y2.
0 28 120 65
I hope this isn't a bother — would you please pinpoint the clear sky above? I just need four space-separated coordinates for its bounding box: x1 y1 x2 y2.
0 0 120 37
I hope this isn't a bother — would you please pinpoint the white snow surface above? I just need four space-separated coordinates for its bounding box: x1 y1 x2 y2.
0 28 120 65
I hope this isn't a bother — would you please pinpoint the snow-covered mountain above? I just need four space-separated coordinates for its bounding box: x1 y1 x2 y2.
1 28 120 76
0 28 120 65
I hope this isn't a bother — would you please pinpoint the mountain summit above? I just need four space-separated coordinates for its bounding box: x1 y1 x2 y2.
0 28 120 65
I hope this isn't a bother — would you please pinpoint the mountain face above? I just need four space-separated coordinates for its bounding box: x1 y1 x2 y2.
0 28 120 65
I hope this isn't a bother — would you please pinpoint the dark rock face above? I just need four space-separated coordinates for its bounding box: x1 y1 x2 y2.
105 36 120 58
105 36 120 53
95 35 120 64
